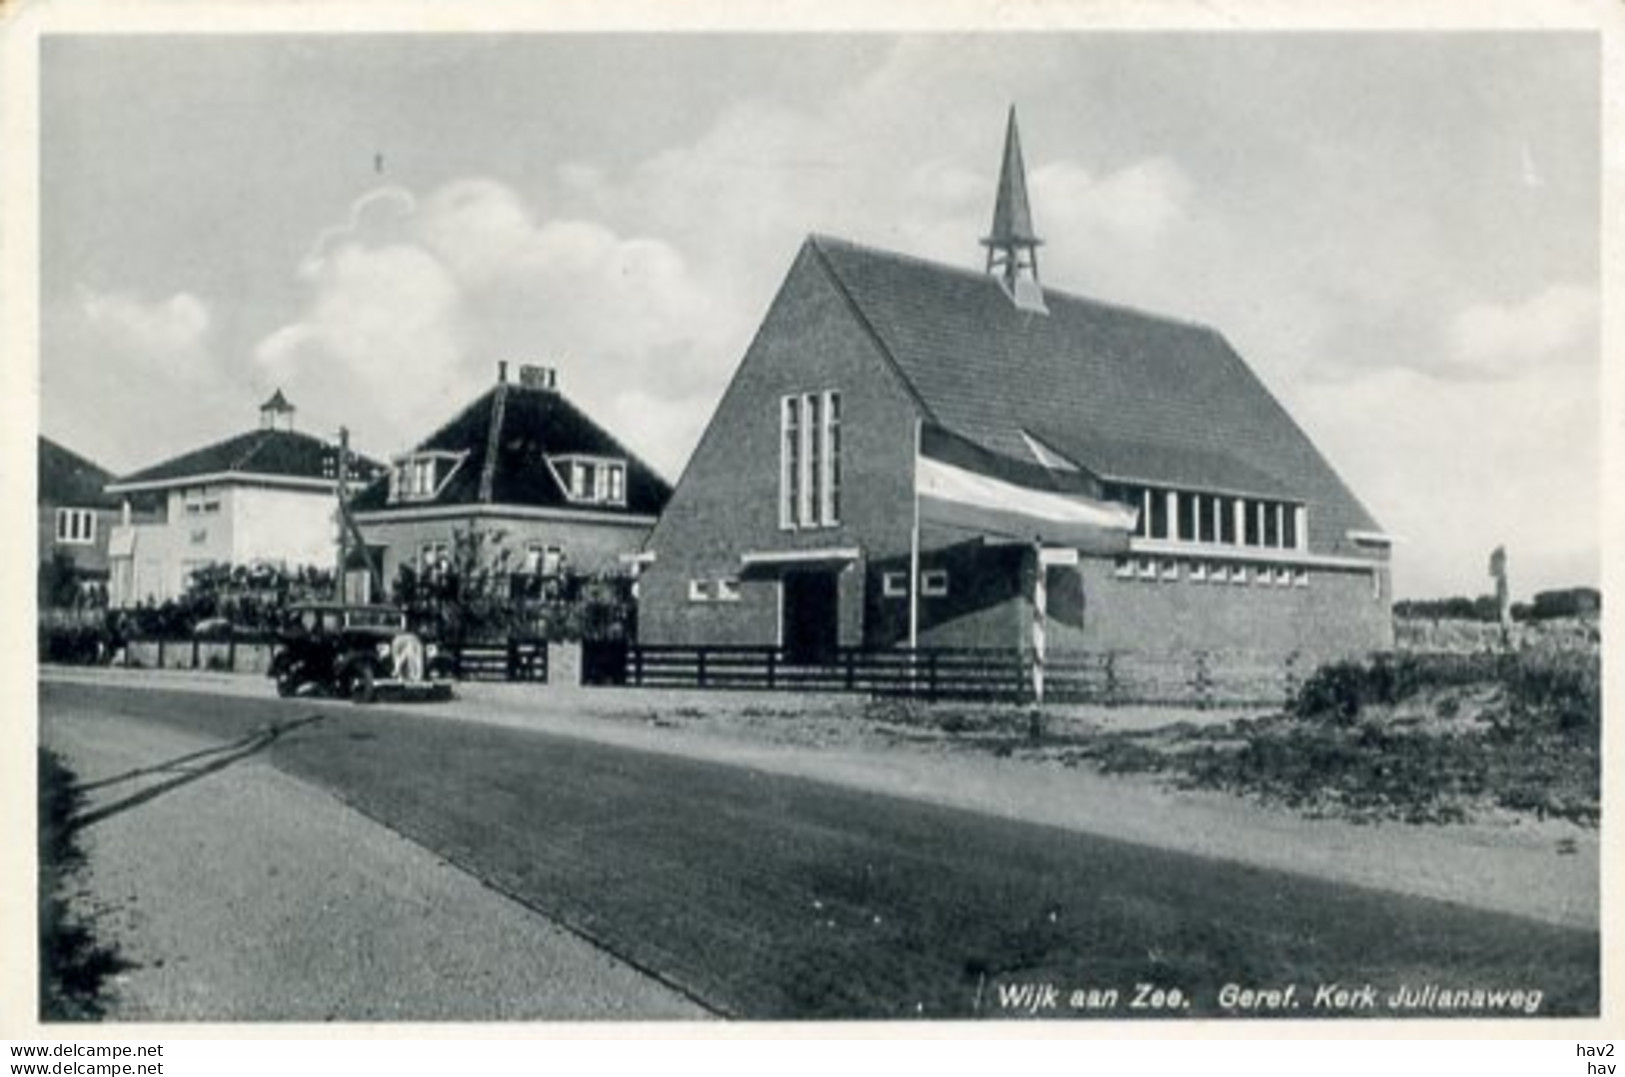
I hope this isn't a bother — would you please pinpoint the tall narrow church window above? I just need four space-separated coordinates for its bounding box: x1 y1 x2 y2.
780 396 800 529
1177 492 1197 542
780 390 841 529
804 392 822 526
1219 498 1235 544
1149 489 1168 539
822 391 842 525
1200 496 1218 543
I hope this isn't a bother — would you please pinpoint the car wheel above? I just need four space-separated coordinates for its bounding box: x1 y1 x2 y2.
275 670 299 698
353 664 377 705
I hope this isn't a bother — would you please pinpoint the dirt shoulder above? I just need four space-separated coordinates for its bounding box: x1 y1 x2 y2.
40 666 1599 932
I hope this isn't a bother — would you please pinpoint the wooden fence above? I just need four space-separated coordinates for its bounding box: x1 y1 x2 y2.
446 639 548 683
115 635 548 683
620 645 1304 707
88 634 1301 706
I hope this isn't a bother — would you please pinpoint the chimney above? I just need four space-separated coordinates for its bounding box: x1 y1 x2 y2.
518 364 557 391
497 360 509 384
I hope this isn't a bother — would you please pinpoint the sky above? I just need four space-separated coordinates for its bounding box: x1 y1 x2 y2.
37 32 1601 600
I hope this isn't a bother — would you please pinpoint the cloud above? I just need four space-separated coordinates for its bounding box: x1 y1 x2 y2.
256 242 465 423
301 185 418 277
1445 282 1598 379
254 178 728 474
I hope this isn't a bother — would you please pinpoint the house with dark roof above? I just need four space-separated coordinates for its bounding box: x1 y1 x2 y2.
638 109 1392 663
37 436 160 604
348 362 671 598
104 392 384 607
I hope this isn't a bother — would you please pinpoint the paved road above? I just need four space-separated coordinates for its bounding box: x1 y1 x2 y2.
43 706 710 1021
40 680 1599 1021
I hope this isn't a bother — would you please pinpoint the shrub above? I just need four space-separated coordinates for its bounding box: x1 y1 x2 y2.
1497 649 1600 735
38 624 110 665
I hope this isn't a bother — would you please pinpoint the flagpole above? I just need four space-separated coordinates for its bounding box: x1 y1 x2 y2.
908 418 922 652
1032 537 1046 708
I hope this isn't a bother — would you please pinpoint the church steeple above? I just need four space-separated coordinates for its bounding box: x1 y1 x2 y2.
981 106 1046 312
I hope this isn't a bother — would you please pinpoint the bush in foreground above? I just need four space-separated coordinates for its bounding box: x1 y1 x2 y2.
1061 649 1600 827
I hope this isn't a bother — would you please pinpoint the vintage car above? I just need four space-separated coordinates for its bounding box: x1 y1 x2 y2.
268 602 453 702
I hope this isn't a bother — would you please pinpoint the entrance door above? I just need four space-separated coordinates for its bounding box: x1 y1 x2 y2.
781 570 839 665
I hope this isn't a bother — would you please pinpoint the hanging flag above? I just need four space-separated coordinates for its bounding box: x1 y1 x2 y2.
915 424 1137 553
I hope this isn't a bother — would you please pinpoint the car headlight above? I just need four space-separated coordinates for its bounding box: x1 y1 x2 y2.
376 642 392 658
425 643 438 658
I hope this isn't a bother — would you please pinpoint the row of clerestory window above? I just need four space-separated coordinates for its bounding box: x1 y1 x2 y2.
1101 483 1306 551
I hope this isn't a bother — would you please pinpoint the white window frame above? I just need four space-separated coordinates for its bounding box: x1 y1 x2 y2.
418 541 450 574
715 577 742 602
1160 559 1179 582
55 507 97 545
392 451 467 503
882 571 909 598
1189 560 1207 583
688 579 712 603
1231 564 1248 585
920 569 950 598
1294 567 1310 588
1136 556 1158 580
1209 562 1229 583
780 389 841 530
780 396 799 530
548 454 629 507
820 390 841 526
1114 556 1135 579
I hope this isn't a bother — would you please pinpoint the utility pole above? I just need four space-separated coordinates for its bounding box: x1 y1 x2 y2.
335 426 350 601
331 426 384 603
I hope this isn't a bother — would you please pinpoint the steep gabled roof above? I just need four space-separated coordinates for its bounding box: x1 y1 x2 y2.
348 380 671 517
807 234 1380 551
108 428 383 491
38 436 117 508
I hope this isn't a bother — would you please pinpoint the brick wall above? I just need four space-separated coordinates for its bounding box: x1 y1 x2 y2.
1040 555 1391 662
641 242 921 647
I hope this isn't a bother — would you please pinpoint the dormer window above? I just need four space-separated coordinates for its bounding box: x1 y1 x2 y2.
550 454 627 506
389 451 466 503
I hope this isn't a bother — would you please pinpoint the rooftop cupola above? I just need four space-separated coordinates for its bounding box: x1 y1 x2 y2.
259 388 296 432
980 105 1047 314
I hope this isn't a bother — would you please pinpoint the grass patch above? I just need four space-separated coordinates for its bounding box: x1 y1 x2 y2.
39 748 127 1020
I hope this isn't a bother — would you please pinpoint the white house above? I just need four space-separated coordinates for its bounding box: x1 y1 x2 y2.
104 391 384 607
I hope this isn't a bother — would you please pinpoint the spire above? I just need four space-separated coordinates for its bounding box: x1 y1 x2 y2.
981 106 1046 312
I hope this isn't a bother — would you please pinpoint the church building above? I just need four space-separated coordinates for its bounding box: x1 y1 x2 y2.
637 109 1392 664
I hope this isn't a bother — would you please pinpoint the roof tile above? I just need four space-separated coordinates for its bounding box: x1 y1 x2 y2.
810 235 1380 553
